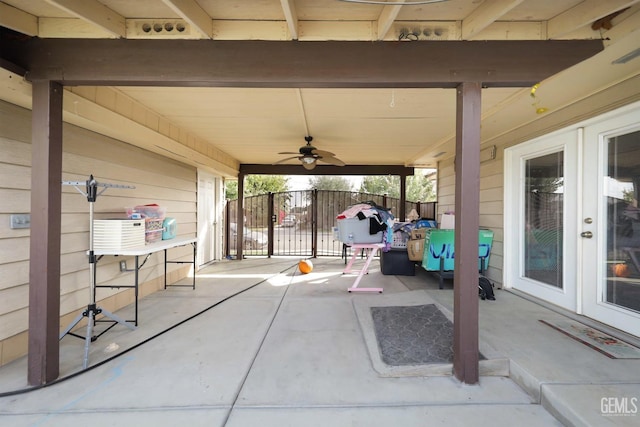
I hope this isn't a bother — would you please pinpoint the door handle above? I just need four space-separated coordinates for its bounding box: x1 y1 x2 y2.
581 231 593 238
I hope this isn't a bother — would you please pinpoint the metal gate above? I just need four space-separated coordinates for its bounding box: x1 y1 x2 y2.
225 190 436 258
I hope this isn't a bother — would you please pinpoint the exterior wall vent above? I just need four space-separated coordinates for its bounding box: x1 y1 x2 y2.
127 20 199 39
392 21 459 41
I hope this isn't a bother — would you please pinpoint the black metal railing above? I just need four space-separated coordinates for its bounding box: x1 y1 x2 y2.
224 190 436 258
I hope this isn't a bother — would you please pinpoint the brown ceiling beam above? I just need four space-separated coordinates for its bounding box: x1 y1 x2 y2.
0 38 603 88
240 164 414 177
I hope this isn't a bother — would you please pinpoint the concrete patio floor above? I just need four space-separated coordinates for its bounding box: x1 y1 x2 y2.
0 257 639 426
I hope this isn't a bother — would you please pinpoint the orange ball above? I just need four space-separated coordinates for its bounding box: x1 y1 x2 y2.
298 259 313 274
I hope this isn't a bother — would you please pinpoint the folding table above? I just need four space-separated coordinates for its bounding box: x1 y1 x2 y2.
94 236 197 325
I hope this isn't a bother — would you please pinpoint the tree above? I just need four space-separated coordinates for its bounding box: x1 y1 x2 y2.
359 175 399 197
245 175 289 196
225 175 290 199
308 175 353 191
407 173 436 202
359 173 435 202
225 180 238 200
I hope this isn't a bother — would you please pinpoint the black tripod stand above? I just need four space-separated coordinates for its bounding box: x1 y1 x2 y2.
59 175 136 369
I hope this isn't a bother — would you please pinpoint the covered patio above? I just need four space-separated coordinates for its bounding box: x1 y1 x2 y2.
0 29 604 387
1 257 638 426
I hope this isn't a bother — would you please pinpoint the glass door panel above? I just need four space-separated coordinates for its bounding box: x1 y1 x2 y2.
524 152 564 288
604 130 640 314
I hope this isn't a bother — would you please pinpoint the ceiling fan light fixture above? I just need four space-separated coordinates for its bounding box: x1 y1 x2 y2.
277 136 343 169
302 159 317 170
301 156 316 164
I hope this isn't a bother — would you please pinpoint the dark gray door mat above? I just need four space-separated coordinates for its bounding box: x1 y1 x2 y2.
353 291 506 377
371 304 452 365
371 304 483 366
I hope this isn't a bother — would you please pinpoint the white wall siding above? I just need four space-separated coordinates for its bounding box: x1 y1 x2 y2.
0 100 198 365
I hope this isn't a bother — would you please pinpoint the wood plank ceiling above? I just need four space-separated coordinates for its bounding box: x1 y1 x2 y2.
1 0 639 175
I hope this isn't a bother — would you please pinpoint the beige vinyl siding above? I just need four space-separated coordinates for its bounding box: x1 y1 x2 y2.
0 100 197 365
435 159 455 215
436 152 505 286
479 147 504 285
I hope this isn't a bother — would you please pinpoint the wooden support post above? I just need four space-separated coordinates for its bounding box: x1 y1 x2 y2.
236 173 245 260
28 80 63 385
312 189 318 258
399 174 407 221
267 192 275 257
224 198 231 257
453 81 481 385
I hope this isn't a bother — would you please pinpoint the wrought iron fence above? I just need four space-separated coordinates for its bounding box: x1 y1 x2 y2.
224 190 436 258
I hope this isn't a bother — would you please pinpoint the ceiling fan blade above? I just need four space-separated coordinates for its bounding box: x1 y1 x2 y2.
319 156 345 166
273 156 300 164
280 136 344 167
312 149 336 157
277 151 300 155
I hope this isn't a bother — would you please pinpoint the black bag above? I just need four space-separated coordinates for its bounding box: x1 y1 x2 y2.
478 276 495 300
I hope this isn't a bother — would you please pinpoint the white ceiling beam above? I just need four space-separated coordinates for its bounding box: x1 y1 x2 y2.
44 0 125 38
548 0 640 39
462 0 524 40
39 17 114 38
0 2 38 36
377 2 403 40
295 89 310 136
162 0 213 39
213 20 377 41
467 21 543 41
212 20 290 40
280 0 299 40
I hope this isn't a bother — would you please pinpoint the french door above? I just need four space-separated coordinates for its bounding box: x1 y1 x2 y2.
582 106 640 337
505 131 579 311
506 102 640 337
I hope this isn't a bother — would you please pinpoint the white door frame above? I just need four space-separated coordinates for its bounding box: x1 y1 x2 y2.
197 169 221 267
581 102 640 336
504 130 579 311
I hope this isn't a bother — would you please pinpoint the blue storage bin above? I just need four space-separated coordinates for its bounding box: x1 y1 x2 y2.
162 217 177 240
416 219 437 228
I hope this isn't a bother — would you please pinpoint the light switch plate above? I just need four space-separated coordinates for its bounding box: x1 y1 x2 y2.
10 214 30 229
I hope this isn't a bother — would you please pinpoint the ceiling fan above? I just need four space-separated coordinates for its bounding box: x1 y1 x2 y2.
276 136 345 170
